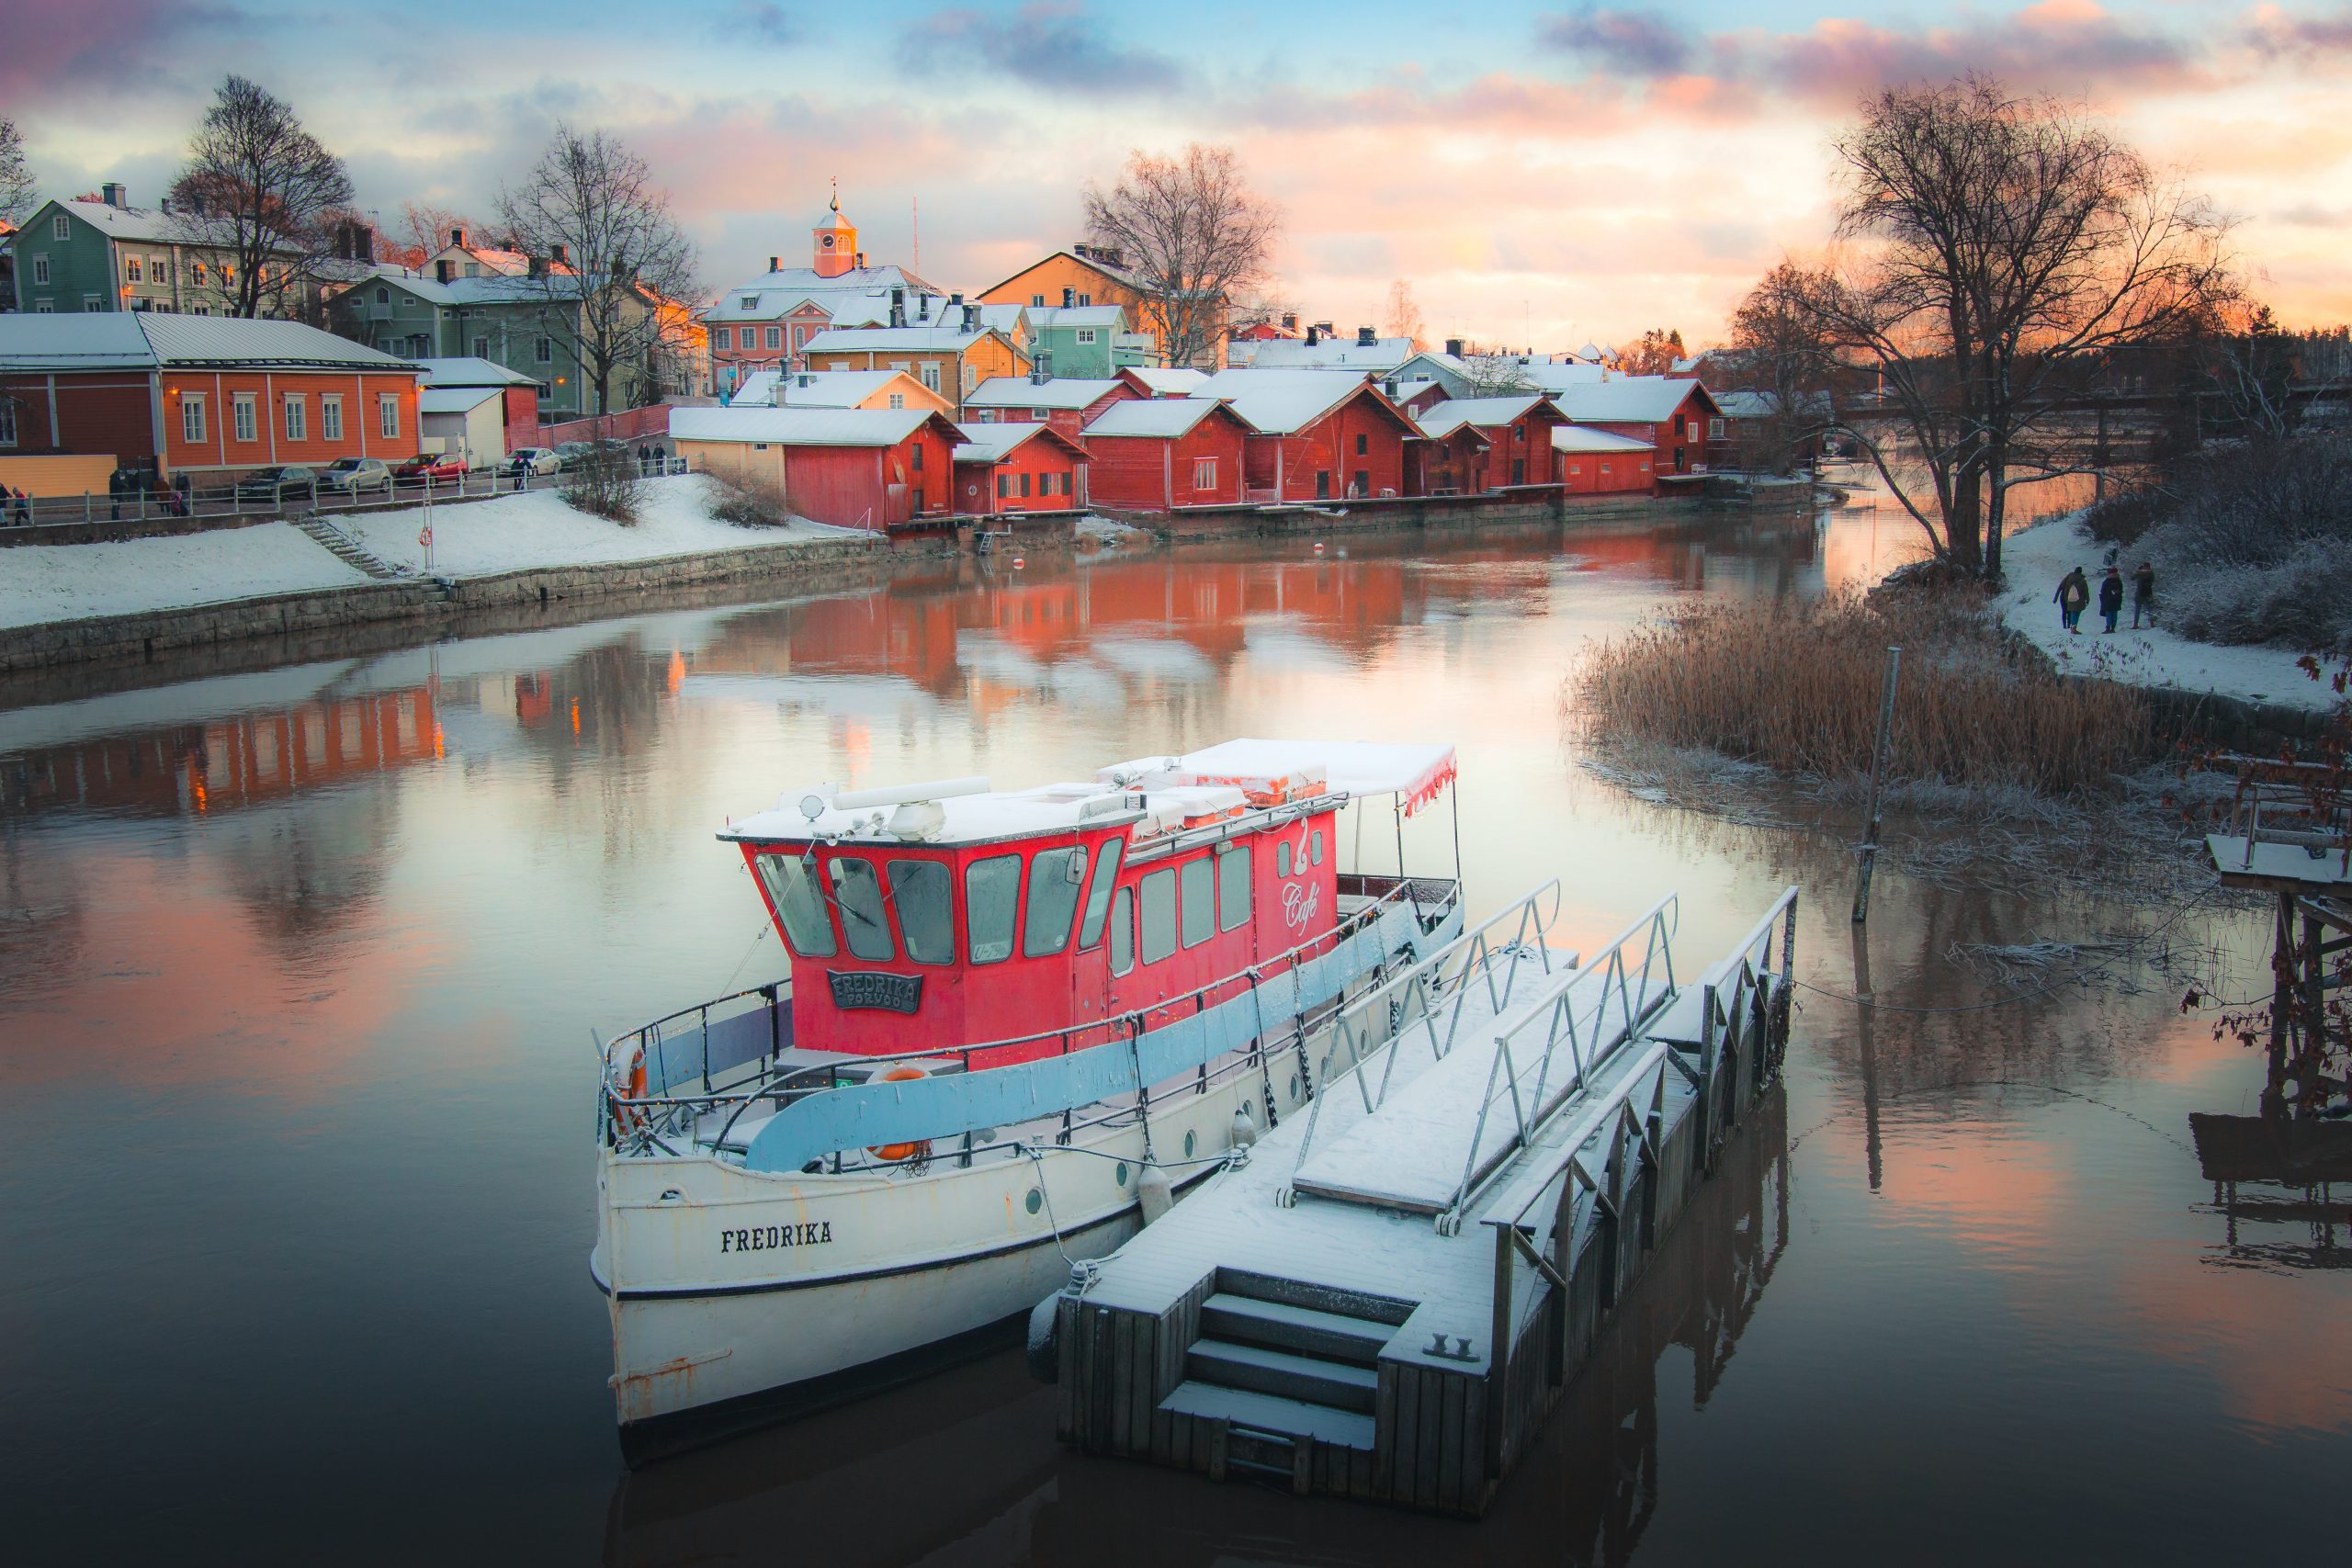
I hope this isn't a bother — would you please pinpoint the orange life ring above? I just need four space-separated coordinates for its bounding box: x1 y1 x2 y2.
869 1064 932 1162
612 1047 650 1135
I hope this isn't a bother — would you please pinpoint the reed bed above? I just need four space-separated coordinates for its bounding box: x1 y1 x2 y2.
1576 589 2155 797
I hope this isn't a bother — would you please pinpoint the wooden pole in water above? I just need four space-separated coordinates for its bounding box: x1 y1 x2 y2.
1851 646 1902 923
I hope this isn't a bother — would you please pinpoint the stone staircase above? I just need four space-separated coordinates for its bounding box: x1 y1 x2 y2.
1157 1273 1409 1480
293 515 408 581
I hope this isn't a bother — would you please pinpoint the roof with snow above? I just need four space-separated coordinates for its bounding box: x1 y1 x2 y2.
965 376 1125 411
1460 356 1608 393
1413 395 1549 439
356 265 589 308
951 422 1090 464
1023 305 1129 330
669 405 953 446
704 265 941 322
1229 334 1419 371
416 356 537 388
1123 367 1208 396
802 324 1004 355
420 386 503 415
0 313 415 373
1551 425 1657 454
1549 376 1713 423
1083 397 1246 439
729 368 934 408
1711 389 1833 422
1193 368 1409 435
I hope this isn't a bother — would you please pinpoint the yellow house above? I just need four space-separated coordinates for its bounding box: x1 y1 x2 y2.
978 244 1227 370
729 367 952 415
797 323 1027 417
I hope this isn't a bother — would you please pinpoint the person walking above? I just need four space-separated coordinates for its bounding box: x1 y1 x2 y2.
107 467 125 522
2055 566 2090 633
2132 560 2155 628
9 484 28 527
2098 565 2125 634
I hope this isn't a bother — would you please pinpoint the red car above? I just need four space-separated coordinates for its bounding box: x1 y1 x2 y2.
392 451 469 481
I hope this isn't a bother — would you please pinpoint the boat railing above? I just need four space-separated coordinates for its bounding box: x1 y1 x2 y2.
598 873 1457 1160
1282 879 1566 1186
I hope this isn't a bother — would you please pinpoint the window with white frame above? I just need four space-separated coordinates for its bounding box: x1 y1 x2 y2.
0 400 16 446
379 394 400 439
53 213 69 240
153 256 169 285
82 295 99 311
536 336 552 364
284 394 307 442
30 254 48 285
472 336 490 357
125 256 142 283
921 363 942 393
35 299 52 313
232 393 256 443
181 395 206 444
792 324 808 350
1708 417 1725 439
1193 457 1216 490
1075 328 1096 344
321 395 343 442
739 296 757 310
888 393 904 409
1076 292 1091 307
1030 293 1045 307
764 326 782 350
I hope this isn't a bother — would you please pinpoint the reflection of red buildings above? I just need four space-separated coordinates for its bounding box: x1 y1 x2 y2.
5 690 440 818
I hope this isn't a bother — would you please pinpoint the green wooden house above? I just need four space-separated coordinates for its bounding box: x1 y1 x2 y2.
6 186 321 319
1021 304 1153 379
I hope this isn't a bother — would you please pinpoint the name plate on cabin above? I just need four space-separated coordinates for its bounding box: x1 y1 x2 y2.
827 970 924 1014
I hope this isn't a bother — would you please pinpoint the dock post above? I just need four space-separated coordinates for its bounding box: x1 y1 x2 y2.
1851 648 1902 923
1487 1224 1510 1481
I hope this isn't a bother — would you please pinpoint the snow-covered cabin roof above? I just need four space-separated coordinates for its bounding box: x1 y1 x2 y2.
1103 739 1458 818
951 422 1089 464
1123 367 1208 396
802 324 1001 355
1551 425 1657 454
1548 376 1713 423
1083 397 1244 439
668 405 953 446
1194 369 1402 435
415 355 537 388
965 376 1125 411
1413 395 1549 439
420 385 503 415
730 368 931 408
0 313 414 373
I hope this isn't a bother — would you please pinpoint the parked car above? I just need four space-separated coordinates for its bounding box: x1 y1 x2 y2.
552 442 595 472
391 452 469 482
317 457 394 494
234 466 318 503
503 447 561 477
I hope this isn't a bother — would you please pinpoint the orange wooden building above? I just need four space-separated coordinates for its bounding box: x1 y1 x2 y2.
978 245 1227 369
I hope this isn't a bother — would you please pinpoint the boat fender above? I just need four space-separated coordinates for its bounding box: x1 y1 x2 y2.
867 1065 932 1162
1024 1292 1061 1384
1136 1162 1173 1225
1230 1104 1259 1150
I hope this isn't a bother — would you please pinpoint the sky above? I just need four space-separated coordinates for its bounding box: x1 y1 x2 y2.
6 0 2351 348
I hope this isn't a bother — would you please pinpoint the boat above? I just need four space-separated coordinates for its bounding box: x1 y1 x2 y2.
592 739 1468 1462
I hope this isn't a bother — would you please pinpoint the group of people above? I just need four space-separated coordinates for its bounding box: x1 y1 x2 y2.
0 483 33 526
2054 559 2154 634
107 466 195 520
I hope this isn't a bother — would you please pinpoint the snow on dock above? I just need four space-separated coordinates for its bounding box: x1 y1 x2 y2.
1047 886 1798 1516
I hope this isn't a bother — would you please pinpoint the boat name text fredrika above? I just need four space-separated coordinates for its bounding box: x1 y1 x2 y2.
827 970 924 1014
720 1222 834 1254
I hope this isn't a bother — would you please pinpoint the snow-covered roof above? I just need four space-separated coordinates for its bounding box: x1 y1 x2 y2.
1551 425 1657 454
729 368 931 408
1413 395 1548 438
41 197 222 246
1123 367 1208 396
704 265 940 322
965 376 1124 411
669 405 948 446
1024 305 1128 330
1103 739 1458 818
1577 342 1609 363
356 265 588 308
1083 397 1241 438
1711 389 1832 422
951 422 1087 464
1460 356 1607 393
1549 376 1708 423
0 313 414 372
1228 334 1419 371
415 356 536 388
1194 368 1395 435
802 324 1000 354
420 386 502 415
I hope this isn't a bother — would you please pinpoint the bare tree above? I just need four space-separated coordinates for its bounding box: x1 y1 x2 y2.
1728 263 1839 475
1773 76 2235 577
1385 280 1428 352
1083 144 1279 370
2205 301 2300 442
393 200 483 267
497 124 699 521
1618 327 1687 377
166 76 355 320
0 118 35 227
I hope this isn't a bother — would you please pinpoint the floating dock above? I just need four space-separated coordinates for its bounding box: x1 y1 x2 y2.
1046 885 1798 1515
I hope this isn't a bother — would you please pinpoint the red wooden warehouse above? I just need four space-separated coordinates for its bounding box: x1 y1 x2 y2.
670 405 963 529
1551 425 1657 494
1080 397 1254 511
950 422 1091 514
1197 370 1418 502
1548 377 1722 478
1410 394 1569 491
964 375 1134 439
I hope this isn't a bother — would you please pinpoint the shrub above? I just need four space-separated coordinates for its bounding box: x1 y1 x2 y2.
562 444 640 525
1577 587 2154 797
2139 434 2352 649
2082 487 2164 547
706 470 794 527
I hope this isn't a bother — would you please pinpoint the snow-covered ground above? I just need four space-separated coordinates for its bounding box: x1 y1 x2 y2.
0 524 368 629
0 475 867 631
343 472 859 576
2000 513 2333 711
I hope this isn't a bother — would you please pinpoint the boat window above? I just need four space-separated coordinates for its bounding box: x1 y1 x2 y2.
1218 843 1251 931
966 854 1022 964
828 857 896 962
1180 855 1214 949
887 859 953 964
1276 840 1292 877
1077 839 1125 949
755 852 836 958
1310 829 1325 867
1110 887 1134 974
1139 868 1178 964
1023 846 1086 957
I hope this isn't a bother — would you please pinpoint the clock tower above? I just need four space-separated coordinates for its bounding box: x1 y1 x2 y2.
812 182 856 279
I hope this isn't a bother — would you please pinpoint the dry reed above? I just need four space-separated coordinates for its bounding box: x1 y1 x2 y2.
1576 589 2155 797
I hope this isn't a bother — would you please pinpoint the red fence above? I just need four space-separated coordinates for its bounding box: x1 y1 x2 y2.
526 405 673 448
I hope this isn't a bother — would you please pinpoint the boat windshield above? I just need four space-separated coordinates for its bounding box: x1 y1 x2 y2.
828 857 895 962
1023 847 1085 957
888 859 954 964
754 852 835 958
966 855 1020 964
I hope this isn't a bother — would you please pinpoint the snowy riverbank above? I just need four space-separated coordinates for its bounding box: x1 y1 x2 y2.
1998 513 2335 712
0 475 858 631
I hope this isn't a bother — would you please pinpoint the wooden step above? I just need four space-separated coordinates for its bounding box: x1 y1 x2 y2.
1186 1338 1380 1414
1215 1266 1416 1325
1159 1380 1377 1451
1199 1292 1394 1366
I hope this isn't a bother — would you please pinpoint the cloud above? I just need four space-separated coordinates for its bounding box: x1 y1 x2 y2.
0 0 243 106
897 3 1184 96
708 2 810 48
2271 201 2352 227
1536 8 1696 78
2248 2 2352 55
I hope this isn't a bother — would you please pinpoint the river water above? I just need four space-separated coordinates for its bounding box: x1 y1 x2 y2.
2 498 2341 1564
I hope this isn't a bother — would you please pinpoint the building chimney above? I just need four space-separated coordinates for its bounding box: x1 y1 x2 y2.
1444 337 1464 358
1357 325 1377 347
1281 311 1297 332
797 373 812 388
435 258 453 284
888 287 906 328
527 254 548 278
963 303 977 332
1306 326 1319 345
450 226 466 249
917 294 931 321
950 291 964 306
767 254 780 273
1030 355 1048 385
1314 321 1334 338
853 251 865 268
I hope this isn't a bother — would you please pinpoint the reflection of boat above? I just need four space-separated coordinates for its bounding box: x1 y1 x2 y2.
591 739 1466 1462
